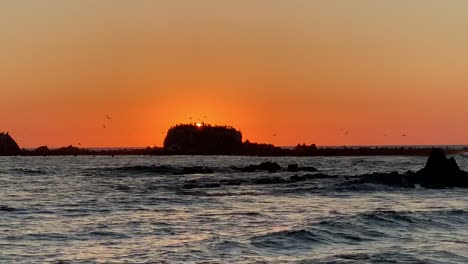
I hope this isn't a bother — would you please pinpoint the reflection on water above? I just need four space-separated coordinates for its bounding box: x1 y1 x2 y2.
0 155 467 263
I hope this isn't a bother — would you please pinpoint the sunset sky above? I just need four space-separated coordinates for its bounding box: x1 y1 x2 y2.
2 1 468 148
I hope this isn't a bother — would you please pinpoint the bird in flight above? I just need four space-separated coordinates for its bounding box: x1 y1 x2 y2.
106 115 111 120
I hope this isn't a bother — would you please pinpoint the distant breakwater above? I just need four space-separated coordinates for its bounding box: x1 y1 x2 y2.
5 144 468 157
2 124 468 156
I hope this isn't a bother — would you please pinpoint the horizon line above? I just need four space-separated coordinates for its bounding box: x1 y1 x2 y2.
20 144 468 150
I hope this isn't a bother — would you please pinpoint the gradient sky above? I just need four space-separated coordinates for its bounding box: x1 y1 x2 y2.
2 1 468 147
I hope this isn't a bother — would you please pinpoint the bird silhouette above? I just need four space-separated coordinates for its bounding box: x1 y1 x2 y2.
106 115 111 120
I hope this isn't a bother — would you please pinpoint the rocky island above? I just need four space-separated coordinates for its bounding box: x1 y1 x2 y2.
0 132 20 155
1 125 467 156
164 124 243 154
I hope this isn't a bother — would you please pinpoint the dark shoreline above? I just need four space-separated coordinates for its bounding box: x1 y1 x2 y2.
4 145 467 157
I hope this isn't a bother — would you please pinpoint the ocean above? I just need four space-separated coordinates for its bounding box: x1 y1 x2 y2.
1 155 467 263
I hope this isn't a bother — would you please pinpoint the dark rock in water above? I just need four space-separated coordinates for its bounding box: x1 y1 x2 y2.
253 176 288 185
220 179 246 186
242 162 282 173
287 164 317 172
289 174 305 182
182 180 199 189
287 164 299 172
412 148 468 188
34 146 50 155
424 148 460 173
164 124 243 155
0 132 20 155
347 149 468 188
300 166 318 172
203 182 221 188
54 145 84 156
0 205 16 212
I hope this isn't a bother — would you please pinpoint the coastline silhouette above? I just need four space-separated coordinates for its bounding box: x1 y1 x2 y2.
1 125 467 157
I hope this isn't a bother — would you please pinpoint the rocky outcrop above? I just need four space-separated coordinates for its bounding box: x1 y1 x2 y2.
349 148 468 188
287 164 317 172
239 162 282 173
0 132 20 155
164 124 243 155
412 148 468 188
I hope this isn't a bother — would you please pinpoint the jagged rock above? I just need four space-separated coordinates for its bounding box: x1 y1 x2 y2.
0 132 20 155
242 162 282 173
35 146 49 152
412 148 468 188
344 149 468 188
55 145 82 155
33 146 50 155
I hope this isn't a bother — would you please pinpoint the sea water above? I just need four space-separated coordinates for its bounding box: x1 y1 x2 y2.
1 155 467 263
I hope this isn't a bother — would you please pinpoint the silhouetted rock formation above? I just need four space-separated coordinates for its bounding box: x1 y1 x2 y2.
33 146 50 155
349 148 468 188
181 149 468 190
0 132 20 155
412 148 468 188
240 162 282 173
164 124 242 154
292 144 318 155
242 141 286 156
287 164 318 172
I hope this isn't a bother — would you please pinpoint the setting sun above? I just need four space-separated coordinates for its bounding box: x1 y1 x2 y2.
196 123 203 128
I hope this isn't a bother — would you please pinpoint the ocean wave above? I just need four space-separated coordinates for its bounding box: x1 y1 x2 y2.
302 251 431 264
94 165 178 174
251 209 468 252
251 229 324 250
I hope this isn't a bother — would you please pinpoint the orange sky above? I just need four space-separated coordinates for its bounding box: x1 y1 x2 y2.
1 1 468 148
